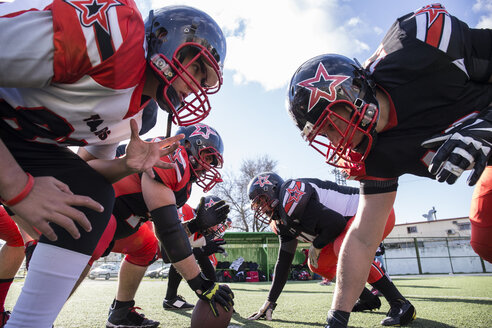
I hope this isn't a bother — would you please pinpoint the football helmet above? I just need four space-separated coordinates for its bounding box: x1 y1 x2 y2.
145 6 227 126
177 123 224 192
286 54 379 168
247 172 284 224
202 195 232 238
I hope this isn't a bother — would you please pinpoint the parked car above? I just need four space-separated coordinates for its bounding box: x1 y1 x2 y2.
88 264 119 280
145 264 171 279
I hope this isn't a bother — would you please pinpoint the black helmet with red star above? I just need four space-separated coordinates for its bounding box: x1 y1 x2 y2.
200 195 232 238
176 123 224 192
286 54 379 169
247 172 284 224
145 5 227 126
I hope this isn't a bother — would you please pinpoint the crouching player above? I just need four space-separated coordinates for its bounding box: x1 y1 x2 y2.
246 172 416 327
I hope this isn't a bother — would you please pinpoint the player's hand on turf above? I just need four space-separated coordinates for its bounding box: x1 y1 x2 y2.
248 300 276 320
124 119 184 178
308 244 322 269
188 197 230 234
188 273 234 317
201 238 226 256
422 111 492 186
9 176 102 241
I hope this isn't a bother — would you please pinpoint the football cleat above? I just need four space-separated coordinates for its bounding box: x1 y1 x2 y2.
381 299 416 326
352 295 381 312
106 301 159 328
163 295 195 310
1 311 10 328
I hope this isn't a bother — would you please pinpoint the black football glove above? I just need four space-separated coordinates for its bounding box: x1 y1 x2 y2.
247 300 276 320
187 273 234 317
187 197 230 234
200 238 226 256
421 110 492 186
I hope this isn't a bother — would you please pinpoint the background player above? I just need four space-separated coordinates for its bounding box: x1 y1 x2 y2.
0 2 226 327
286 4 492 327
246 172 415 326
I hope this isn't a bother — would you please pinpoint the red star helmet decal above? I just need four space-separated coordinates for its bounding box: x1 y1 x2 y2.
205 198 217 209
253 175 273 188
286 182 306 204
64 0 122 33
190 124 217 139
413 3 448 28
297 62 349 112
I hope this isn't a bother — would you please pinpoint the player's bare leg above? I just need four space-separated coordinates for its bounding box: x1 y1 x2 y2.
327 193 394 327
106 259 158 328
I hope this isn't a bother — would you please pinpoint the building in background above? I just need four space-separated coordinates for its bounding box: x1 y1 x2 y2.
388 217 471 238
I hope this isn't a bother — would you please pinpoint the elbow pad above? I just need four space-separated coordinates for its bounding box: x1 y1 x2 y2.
151 205 192 263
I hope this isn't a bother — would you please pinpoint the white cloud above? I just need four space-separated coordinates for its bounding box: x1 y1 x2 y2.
473 0 492 28
144 0 370 91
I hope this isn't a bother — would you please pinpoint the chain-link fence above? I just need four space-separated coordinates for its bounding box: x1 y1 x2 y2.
383 236 492 275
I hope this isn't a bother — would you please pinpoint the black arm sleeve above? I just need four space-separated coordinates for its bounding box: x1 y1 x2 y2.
301 197 347 249
150 204 193 263
359 178 399 195
267 238 297 303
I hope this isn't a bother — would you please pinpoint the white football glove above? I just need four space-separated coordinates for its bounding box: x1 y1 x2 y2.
422 110 492 186
308 244 322 269
247 300 276 321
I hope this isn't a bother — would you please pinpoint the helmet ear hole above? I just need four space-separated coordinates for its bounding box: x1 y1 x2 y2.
156 28 167 39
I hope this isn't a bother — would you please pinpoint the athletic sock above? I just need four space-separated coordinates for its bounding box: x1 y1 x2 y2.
6 243 90 328
0 278 14 312
358 286 376 302
326 309 350 327
371 274 405 304
113 299 135 309
165 265 182 300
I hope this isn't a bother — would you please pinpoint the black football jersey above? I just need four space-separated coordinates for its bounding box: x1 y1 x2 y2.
272 178 359 244
345 4 492 181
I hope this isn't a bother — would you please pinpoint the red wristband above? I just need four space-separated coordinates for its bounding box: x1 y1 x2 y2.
1 173 35 207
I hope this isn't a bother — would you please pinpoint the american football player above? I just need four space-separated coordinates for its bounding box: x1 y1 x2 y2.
0 2 226 326
246 172 415 326
286 4 492 327
97 124 232 327
163 197 231 311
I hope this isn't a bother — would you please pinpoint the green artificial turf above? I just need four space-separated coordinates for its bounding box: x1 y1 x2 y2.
5 275 492 327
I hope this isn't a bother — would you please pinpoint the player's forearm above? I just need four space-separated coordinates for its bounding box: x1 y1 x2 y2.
0 139 30 201
268 249 295 303
77 147 137 183
85 157 136 183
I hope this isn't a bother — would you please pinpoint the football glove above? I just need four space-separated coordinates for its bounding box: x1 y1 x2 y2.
308 244 322 269
247 300 277 321
187 273 234 317
200 238 226 256
421 110 492 186
187 197 230 234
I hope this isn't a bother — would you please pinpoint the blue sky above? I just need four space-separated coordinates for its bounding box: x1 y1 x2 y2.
137 0 492 224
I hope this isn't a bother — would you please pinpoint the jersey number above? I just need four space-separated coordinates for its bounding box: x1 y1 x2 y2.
3 107 86 146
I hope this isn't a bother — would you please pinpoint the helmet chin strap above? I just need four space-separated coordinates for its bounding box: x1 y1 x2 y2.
156 84 181 137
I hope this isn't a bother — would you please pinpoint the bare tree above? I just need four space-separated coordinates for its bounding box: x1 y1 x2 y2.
214 155 277 232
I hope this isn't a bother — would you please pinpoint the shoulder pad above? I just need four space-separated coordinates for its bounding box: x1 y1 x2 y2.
279 179 314 220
